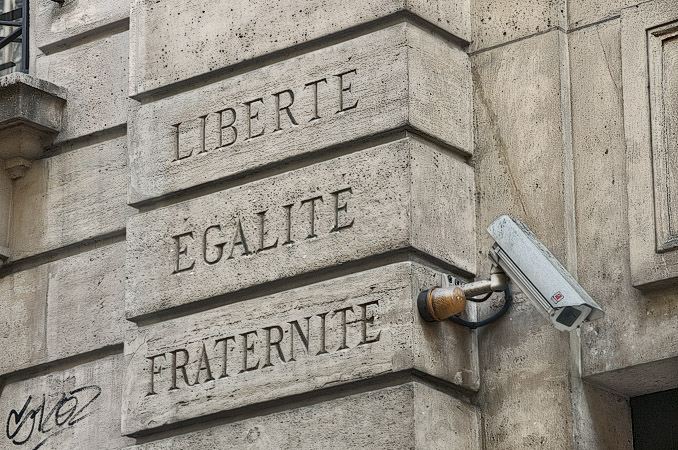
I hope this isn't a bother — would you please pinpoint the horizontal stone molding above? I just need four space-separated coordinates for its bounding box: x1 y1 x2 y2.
584 355 678 398
122 382 481 448
125 137 475 319
122 262 479 435
35 0 131 54
128 23 471 205
622 0 678 289
129 0 470 97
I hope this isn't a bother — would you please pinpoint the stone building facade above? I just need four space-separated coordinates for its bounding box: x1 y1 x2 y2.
0 0 676 448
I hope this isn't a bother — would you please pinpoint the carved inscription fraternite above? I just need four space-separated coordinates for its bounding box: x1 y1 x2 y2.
122 263 478 435
145 300 380 396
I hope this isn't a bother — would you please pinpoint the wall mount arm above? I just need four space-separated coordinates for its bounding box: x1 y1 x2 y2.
417 265 511 328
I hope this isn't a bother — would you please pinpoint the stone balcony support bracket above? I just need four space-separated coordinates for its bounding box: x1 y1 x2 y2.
0 72 67 162
0 73 66 266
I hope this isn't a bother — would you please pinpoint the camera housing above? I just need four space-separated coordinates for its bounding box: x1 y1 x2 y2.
487 215 604 331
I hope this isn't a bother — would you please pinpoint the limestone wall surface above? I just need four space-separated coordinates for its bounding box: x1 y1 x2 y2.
0 0 676 449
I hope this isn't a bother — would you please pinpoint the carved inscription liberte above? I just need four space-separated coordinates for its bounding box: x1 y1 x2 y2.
172 69 359 161
145 300 381 396
171 187 354 274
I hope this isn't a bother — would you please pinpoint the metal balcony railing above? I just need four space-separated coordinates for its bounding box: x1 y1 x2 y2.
0 0 28 75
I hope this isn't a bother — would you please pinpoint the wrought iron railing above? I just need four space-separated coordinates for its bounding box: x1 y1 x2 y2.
0 0 28 74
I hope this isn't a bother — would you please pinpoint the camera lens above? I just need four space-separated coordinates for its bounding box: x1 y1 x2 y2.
556 306 582 328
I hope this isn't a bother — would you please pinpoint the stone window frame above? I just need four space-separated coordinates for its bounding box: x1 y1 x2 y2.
622 0 678 289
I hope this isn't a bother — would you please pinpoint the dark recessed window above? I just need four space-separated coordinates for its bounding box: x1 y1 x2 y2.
631 387 678 450
0 0 27 76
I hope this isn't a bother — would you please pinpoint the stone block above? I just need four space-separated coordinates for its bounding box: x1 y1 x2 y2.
621 0 678 289
9 136 132 260
129 23 471 204
46 242 130 363
123 383 481 448
470 0 564 52
35 31 128 143
126 137 475 319
128 0 470 97
0 353 134 449
122 262 478 435
0 242 128 376
35 0 131 54
0 166 11 256
0 266 48 376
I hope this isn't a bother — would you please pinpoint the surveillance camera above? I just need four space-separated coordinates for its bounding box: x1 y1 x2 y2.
487 215 604 332
417 215 604 332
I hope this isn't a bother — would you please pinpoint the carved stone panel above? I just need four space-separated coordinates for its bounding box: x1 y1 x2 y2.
128 23 471 205
649 24 678 253
125 137 476 320
622 0 678 289
122 263 479 435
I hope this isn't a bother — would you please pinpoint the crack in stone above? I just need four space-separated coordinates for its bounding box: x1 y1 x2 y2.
472 64 528 218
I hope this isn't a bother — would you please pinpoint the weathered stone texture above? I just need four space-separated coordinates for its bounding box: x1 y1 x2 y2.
569 19 642 384
471 0 648 52
0 167 11 251
0 243 127 376
0 265 48 376
123 383 480 449
473 30 568 258
35 0 131 53
567 0 642 29
46 242 130 363
126 137 475 319
129 0 470 97
129 23 471 204
122 262 478 435
9 137 132 260
472 30 575 449
35 31 128 143
571 379 633 450
471 0 564 52
6 0 678 448
0 354 134 449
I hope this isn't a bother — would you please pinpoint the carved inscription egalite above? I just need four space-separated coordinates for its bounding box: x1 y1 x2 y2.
126 139 476 320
